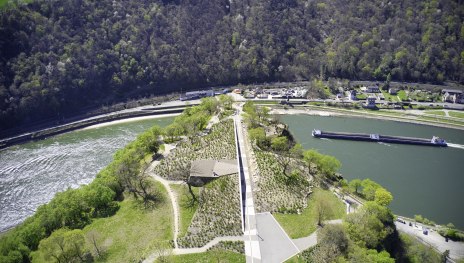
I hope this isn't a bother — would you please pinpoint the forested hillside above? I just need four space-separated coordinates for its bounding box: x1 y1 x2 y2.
0 0 463 129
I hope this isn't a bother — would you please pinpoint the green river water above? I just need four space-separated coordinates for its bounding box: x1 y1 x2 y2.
0 117 174 232
281 114 464 229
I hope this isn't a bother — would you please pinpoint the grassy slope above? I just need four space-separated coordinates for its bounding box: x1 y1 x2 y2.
1 0 34 8
159 250 245 263
83 181 172 263
424 110 446 116
382 90 398 102
398 90 408 100
285 255 307 263
171 184 200 237
449 111 464 118
274 188 345 239
399 233 441 262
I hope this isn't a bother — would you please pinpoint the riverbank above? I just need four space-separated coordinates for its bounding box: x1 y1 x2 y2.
270 106 464 131
0 100 199 150
81 113 180 130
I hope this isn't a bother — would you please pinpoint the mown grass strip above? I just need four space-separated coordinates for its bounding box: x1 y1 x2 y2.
424 110 446 116
449 111 464 119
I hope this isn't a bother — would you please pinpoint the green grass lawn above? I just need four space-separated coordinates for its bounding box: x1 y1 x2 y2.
418 116 464 126
1 0 34 8
381 91 398 102
285 254 308 263
307 101 325 106
449 111 464 119
424 110 446 116
82 181 173 263
157 249 245 263
399 233 441 262
274 188 345 239
0 0 8 7
371 109 404 116
254 100 279 105
397 90 408 101
171 184 200 237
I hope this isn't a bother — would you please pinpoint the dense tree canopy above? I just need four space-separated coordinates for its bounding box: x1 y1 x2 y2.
1 0 463 129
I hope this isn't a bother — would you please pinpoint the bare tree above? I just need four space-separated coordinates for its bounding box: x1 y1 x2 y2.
86 230 105 259
176 161 198 205
274 153 293 177
153 241 172 263
315 194 334 226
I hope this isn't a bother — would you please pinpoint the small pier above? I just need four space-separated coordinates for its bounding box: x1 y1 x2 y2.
312 130 447 147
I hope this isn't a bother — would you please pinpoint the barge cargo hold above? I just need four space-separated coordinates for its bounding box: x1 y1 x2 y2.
312 130 447 147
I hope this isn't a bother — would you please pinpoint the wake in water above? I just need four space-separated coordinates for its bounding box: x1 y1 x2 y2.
447 143 464 150
377 142 391 147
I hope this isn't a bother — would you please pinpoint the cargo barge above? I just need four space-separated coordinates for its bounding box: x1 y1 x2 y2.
312 130 447 147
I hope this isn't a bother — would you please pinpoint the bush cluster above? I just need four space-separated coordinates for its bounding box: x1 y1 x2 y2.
208 241 245 254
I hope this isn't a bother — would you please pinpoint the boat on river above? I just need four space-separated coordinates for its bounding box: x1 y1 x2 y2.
312 129 447 147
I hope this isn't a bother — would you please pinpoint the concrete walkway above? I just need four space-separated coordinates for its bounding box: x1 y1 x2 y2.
256 212 299 263
234 104 262 262
293 232 317 251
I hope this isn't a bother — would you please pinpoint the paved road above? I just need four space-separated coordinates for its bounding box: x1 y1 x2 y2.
395 221 464 260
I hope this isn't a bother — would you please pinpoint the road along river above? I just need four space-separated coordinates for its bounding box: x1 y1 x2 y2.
0 116 174 232
280 114 464 229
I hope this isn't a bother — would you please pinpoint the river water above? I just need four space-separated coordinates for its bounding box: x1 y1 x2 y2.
1 114 463 232
0 117 174 232
281 114 464 229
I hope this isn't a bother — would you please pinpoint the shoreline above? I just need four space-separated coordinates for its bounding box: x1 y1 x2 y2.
0 107 189 150
81 113 180 130
271 108 464 131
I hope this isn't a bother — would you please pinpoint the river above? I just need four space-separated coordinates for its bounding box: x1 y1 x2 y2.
280 114 464 229
2 113 463 232
0 117 174 232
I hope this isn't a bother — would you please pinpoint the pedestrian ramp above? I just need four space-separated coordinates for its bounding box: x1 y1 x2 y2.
255 212 300 263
